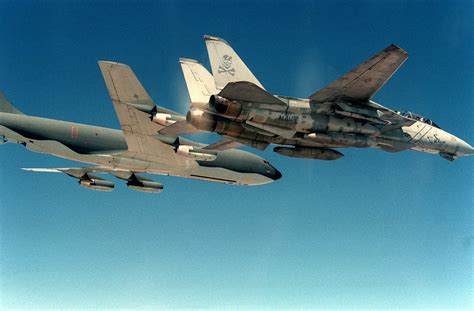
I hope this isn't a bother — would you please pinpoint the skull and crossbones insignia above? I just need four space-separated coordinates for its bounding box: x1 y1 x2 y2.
218 55 235 76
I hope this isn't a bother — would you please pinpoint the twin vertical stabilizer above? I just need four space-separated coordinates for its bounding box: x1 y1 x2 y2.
204 35 264 90
179 58 218 107
180 35 264 108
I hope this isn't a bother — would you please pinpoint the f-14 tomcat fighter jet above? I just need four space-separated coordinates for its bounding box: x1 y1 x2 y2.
165 35 473 161
0 62 281 192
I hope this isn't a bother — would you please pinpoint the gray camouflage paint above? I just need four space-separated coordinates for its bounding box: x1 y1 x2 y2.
181 36 474 161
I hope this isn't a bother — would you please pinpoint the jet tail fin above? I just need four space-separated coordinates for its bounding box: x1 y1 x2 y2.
179 58 218 108
204 35 265 90
0 90 24 114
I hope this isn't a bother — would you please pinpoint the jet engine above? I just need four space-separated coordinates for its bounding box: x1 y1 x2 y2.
273 146 343 160
176 145 217 161
209 95 242 118
79 178 115 191
127 180 164 193
151 112 185 126
186 109 218 132
187 109 270 150
187 109 248 137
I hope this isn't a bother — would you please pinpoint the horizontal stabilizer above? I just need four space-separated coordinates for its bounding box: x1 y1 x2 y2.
203 138 244 151
310 44 408 102
219 81 286 106
230 136 269 151
202 136 268 151
158 120 200 136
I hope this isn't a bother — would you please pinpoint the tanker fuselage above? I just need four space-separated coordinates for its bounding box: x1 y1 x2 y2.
0 112 282 185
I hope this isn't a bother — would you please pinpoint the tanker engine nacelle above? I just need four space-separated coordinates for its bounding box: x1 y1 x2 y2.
152 112 185 126
176 145 217 161
127 180 164 193
79 178 115 191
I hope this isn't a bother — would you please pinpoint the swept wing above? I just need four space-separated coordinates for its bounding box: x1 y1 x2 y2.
310 44 408 103
23 167 163 192
98 61 176 160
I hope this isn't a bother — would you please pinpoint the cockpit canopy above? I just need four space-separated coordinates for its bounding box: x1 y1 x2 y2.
400 111 441 129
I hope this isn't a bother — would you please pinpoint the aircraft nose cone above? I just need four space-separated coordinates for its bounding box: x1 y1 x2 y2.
457 139 474 156
273 167 282 180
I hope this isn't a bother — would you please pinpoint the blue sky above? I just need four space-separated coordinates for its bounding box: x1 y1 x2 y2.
0 0 472 309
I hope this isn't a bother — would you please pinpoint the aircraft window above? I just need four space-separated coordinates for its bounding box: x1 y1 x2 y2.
400 111 441 129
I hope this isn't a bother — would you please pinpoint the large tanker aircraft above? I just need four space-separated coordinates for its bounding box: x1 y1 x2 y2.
0 61 281 192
